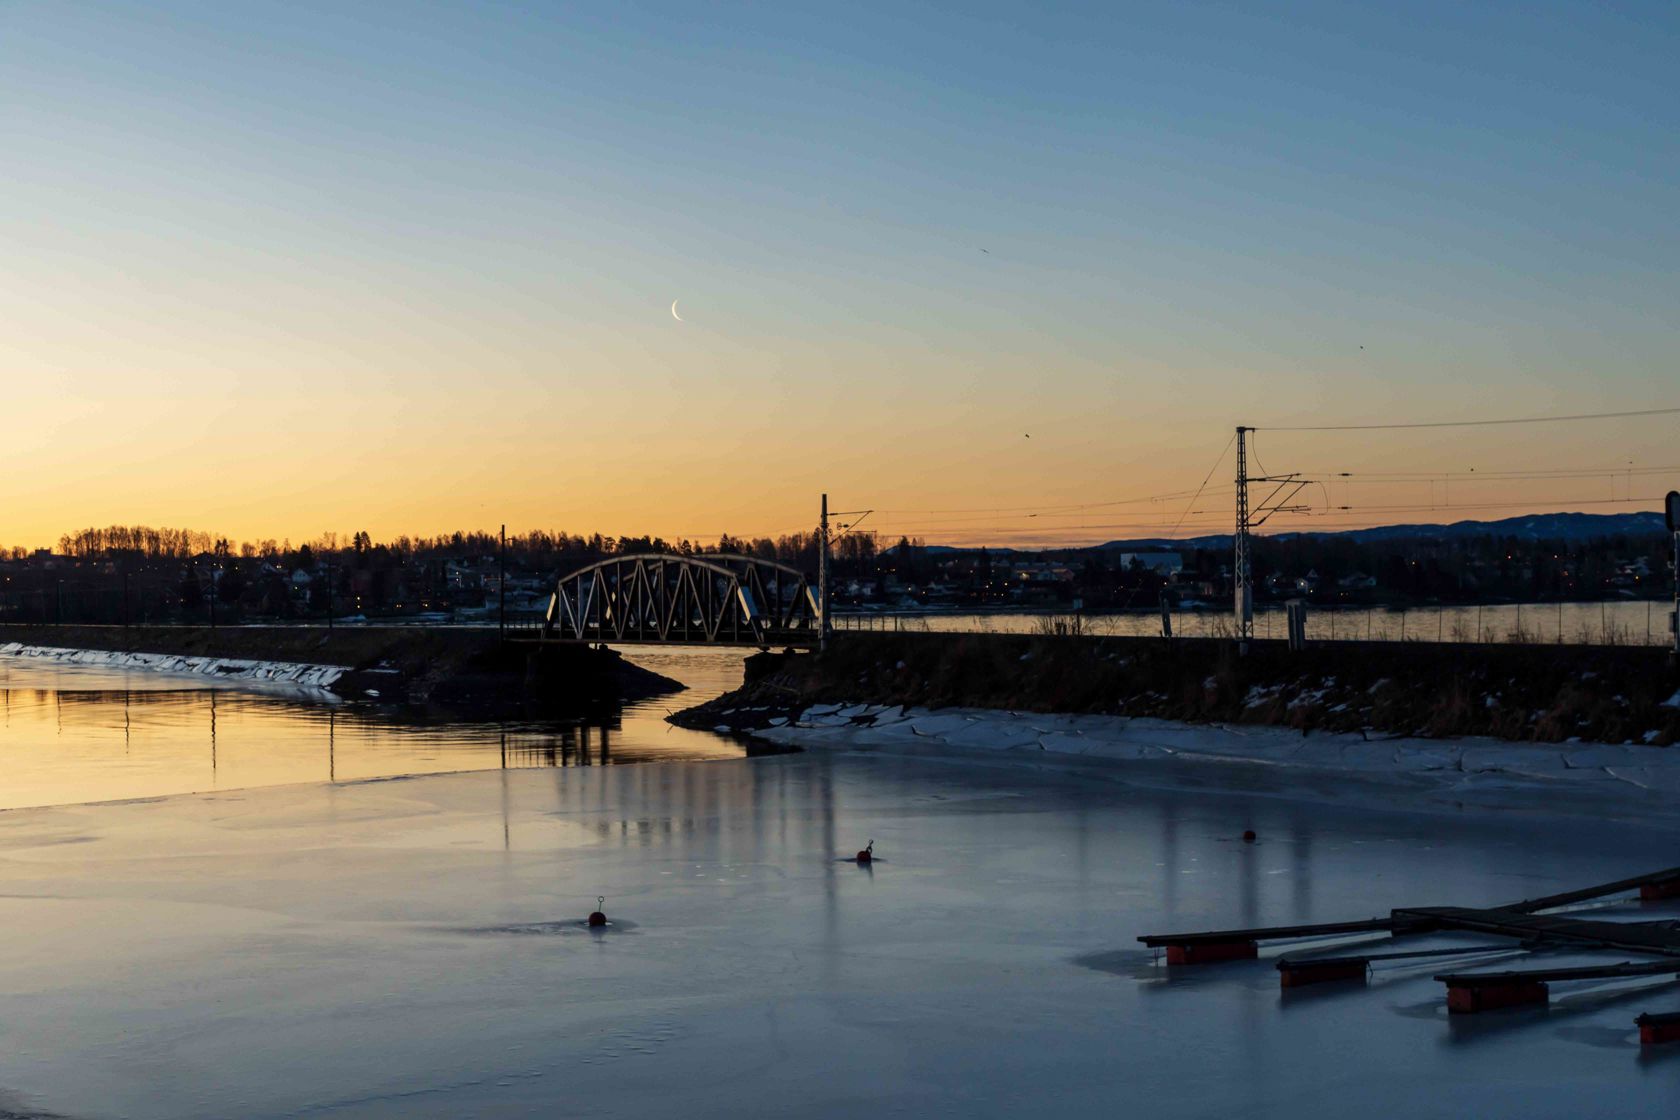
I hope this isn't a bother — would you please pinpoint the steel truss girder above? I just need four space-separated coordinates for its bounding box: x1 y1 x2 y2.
542 553 820 646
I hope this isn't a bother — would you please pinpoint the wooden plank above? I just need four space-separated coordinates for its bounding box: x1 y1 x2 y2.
1506 866 1680 914
1395 906 1680 958
1138 916 1413 948
1281 944 1514 968
1435 960 1680 986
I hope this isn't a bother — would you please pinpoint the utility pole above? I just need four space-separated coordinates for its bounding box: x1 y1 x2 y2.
819 493 831 653
1234 426 1253 653
499 523 507 638
1667 490 1680 656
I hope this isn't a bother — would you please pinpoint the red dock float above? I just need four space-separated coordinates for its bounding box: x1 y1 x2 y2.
1165 940 1258 966
1637 1011 1680 1045
1139 916 1405 964
1436 960 1680 1015
1445 979 1548 1014
1278 956 1368 988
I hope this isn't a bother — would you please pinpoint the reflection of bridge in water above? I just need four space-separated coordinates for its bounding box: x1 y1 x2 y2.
525 552 828 649
498 722 617 768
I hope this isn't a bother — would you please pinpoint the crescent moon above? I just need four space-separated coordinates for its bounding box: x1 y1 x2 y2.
671 299 683 322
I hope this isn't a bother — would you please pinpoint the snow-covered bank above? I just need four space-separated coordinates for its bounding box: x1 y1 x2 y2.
0 641 346 691
748 703 1680 820
692 633 1680 746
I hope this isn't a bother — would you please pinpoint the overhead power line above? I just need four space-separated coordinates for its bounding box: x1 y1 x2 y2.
1275 494 1669 519
1166 432 1237 541
1301 465 1680 482
1258 405 1680 432
871 484 1237 518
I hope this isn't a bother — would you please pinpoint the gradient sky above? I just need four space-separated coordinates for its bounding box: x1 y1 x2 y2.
4 1 1677 548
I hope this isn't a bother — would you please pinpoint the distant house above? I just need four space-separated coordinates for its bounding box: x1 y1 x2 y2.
1294 569 1321 595
444 560 485 590
1337 572 1377 590
1117 551 1183 574
1011 563 1075 585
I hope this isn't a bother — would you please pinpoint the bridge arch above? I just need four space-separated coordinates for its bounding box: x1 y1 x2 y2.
542 553 823 646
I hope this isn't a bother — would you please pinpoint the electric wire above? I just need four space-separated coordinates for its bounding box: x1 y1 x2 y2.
1258 405 1680 432
1165 432 1236 541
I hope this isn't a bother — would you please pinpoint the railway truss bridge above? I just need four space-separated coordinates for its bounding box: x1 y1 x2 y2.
526 553 826 648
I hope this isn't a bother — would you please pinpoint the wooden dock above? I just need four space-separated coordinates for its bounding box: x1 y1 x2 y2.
1137 865 1680 1030
1394 906 1680 958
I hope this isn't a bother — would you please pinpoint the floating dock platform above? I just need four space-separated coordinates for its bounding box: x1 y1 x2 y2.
1138 865 1680 1031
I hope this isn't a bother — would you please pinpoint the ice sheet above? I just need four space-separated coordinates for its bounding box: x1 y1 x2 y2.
757 705 1680 823
0 756 1676 1118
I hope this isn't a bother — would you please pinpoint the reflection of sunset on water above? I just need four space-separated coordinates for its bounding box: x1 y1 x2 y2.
0 648 753 810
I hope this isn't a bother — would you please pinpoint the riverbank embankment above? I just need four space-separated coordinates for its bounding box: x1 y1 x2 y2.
0 625 682 713
677 632 1680 746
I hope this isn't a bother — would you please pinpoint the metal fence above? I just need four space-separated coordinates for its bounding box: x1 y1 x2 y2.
835 599 1678 648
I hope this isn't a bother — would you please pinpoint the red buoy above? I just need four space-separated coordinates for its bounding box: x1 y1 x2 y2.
856 840 874 864
588 896 608 927
1242 830 1257 843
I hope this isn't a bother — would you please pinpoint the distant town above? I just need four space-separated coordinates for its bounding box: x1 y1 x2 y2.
1 511 1671 626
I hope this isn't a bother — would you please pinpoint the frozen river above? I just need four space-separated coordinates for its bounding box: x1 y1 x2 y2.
0 652 1677 1117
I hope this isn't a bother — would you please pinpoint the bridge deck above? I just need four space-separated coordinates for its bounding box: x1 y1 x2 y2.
505 634 817 649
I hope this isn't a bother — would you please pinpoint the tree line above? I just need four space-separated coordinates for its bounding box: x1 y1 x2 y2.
26 523 881 573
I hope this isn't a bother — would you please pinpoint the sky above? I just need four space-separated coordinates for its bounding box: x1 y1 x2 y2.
3 1 1677 548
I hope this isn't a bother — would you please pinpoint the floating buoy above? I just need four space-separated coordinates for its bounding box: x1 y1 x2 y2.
1242 830 1257 843
588 896 608 927
856 840 874 864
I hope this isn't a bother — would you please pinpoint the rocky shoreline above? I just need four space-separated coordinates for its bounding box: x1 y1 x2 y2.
672 632 1680 746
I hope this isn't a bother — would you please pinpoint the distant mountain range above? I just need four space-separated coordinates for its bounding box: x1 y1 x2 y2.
1097 511 1668 552
907 511 1669 555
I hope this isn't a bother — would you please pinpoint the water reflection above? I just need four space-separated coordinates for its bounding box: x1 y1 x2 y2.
0 647 757 810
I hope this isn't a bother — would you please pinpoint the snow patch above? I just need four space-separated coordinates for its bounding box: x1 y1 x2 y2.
0 642 345 691
758 705 1680 820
